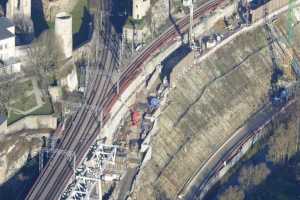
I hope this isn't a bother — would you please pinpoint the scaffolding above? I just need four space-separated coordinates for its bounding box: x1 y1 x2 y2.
60 142 120 200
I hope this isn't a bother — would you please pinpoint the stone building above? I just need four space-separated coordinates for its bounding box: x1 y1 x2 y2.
0 17 21 75
6 0 31 19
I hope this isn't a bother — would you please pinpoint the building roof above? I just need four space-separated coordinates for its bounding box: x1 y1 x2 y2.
0 17 14 40
0 17 14 29
0 114 6 125
0 28 14 40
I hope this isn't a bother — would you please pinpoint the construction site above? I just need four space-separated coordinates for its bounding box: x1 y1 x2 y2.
121 1 300 200
57 0 300 198
3 0 298 199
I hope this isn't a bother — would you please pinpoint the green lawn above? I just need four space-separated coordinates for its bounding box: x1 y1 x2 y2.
71 0 89 33
11 94 37 112
7 100 53 125
7 111 24 125
30 100 53 116
18 80 33 91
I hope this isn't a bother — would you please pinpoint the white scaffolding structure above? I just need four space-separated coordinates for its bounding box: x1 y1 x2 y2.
60 142 120 200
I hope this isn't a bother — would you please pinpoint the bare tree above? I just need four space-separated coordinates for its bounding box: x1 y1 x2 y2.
0 82 10 115
238 163 270 191
0 76 24 116
238 164 255 190
26 30 63 95
267 121 297 164
13 15 34 34
218 186 245 200
252 163 270 186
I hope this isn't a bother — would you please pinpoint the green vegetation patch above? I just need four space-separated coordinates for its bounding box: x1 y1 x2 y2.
30 99 53 116
71 0 89 33
7 99 53 125
46 0 89 33
124 16 145 29
10 94 37 112
7 110 24 125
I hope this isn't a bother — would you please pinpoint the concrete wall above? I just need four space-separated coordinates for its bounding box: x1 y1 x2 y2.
1 115 57 135
60 65 78 92
133 0 150 20
102 30 182 143
101 1 235 146
0 120 7 135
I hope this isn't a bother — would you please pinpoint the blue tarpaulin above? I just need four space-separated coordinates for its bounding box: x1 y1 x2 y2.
149 97 160 109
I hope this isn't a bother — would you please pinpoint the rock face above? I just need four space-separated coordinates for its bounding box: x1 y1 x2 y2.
0 135 42 184
132 26 274 199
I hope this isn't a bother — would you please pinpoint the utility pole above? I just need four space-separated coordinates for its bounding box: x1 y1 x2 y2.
118 33 124 71
85 53 90 99
263 0 282 100
183 0 194 47
189 2 194 47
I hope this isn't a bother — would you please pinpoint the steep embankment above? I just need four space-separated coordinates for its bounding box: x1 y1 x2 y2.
0 135 42 184
132 24 278 199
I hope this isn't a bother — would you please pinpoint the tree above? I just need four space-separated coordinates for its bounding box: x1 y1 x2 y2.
218 186 245 200
267 121 298 164
13 15 34 34
238 163 270 191
238 164 255 190
0 81 10 115
0 77 24 116
26 30 63 95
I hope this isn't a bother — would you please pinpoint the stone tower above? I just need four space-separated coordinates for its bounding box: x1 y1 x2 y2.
55 12 73 58
6 0 31 19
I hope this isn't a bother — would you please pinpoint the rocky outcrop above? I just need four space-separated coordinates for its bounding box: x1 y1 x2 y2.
0 135 42 184
132 26 275 199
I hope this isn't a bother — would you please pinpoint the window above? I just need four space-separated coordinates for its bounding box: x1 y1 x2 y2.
137 14 139 19
0 45 2 50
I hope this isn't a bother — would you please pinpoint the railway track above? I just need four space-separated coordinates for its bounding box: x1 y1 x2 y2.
25 0 225 199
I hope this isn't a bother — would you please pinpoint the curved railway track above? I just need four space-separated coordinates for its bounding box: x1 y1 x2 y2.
25 0 225 199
